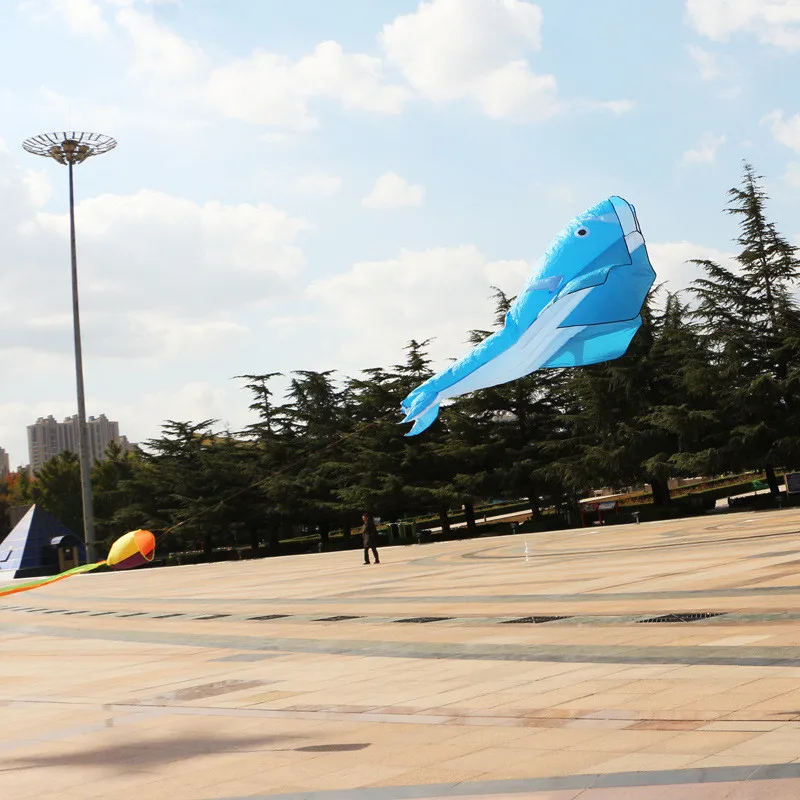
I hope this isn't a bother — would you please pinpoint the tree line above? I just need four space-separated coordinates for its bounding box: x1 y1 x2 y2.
2 163 798 556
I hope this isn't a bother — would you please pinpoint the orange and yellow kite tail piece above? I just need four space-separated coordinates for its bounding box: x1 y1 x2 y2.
0 529 157 599
0 561 107 599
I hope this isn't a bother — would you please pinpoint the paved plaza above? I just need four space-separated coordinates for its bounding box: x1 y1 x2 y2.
5 510 800 798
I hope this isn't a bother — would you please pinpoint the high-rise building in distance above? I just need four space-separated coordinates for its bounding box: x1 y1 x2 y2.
0 446 9 478
27 414 132 474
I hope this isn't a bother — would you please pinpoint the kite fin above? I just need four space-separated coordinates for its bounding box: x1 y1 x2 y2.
543 319 641 368
525 275 563 294
405 405 440 436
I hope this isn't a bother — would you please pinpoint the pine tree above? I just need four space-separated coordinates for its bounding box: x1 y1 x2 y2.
235 372 295 554
281 370 350 545
37 451 83 533
143 420 254 556
338 341 446 524
555 297 679 507
92 443 155 547
641 293 721 479
444 287 569 519
689 163 800 490
337 366 409 520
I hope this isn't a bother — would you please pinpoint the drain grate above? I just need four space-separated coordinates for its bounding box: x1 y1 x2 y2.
501 616 570 624
393 617 452 624
638 613 725 623
314 615 363 622
247 614 290 621
116 612 146 618
87 611 116 616
196 614 231 620
152 613 184 619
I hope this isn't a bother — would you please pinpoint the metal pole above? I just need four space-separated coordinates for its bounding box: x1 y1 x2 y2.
68 162 97 563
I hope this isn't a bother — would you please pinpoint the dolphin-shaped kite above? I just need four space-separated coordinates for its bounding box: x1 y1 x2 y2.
400 196 656 436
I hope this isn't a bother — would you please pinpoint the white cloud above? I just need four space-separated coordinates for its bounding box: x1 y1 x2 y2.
28 0 630 132
22 169 53 208
2 162 308 361
23 0 182 41
30 5 411 132
763 110 800 152
380 0 628 121
681 132 727 165
379 0 556 120
785 162 800 187
685 0 800 51
362 172 425 210
471 60 560 121
114 382 242 447
23 0 110 39
305 246 528 368
37 87 130 135
686 46 742 98
29 190 308 317
687 44 724 81
599 100 637 115
116 7 205 79
648 242 737 296
297 172 343 195
381 0 544 102
105 0 180 6
206 41 410 131
0 143 312 465
294 41 412 115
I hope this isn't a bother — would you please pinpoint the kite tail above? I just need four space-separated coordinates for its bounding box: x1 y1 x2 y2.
0 561 107 599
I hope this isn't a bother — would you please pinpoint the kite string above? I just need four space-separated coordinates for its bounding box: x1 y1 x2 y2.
156 414 393 541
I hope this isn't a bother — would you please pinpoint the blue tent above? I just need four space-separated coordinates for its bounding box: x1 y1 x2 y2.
0 505 85 578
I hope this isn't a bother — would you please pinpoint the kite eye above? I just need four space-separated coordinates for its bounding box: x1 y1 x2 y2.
575 227 590 238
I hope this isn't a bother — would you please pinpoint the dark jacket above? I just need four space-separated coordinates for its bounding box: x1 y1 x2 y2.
362 517 378 547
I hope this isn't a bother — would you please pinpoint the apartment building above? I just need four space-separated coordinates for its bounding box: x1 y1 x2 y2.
27 414 131 474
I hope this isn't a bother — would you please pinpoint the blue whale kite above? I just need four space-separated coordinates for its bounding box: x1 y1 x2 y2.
400 196 656 436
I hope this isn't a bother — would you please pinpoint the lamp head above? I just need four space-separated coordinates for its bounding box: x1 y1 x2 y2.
23 132 117 165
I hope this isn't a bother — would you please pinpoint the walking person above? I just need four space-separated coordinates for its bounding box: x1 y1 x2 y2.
362 513 380 565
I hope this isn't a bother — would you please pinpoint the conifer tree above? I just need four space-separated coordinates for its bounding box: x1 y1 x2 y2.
555 297 678 506
690 163 800 491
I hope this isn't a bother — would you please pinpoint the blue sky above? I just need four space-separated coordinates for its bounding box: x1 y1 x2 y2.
1 0 799 467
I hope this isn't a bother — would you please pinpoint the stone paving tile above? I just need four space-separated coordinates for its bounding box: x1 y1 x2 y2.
569 730 684 753
8 511 800 798
636 730 762 755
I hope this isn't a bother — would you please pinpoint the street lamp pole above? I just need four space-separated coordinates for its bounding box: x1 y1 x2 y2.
23 132 117 563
